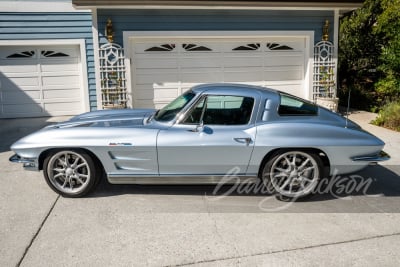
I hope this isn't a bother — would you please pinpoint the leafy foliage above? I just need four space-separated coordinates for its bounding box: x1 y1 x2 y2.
339 0 400 110
372 100 400 131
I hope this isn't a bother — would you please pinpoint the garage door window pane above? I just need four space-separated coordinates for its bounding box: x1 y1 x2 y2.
7 51 35 58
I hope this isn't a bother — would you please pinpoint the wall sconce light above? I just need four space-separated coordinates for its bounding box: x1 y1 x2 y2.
106 18 114 43
323 20 330 41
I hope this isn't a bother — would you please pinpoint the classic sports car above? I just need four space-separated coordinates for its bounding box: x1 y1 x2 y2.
10 84 389 199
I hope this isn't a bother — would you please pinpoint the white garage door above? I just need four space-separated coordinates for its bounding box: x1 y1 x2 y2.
0 45 84 118
131 37 307 108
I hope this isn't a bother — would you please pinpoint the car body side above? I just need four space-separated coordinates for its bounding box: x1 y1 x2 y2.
10 84 386 183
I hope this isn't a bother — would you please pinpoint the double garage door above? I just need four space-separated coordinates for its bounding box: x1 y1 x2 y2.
130 36 308 109
0 45 84 118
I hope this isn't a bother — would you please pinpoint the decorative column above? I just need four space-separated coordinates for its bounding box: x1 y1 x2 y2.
313 20 339 111
99 18 127 109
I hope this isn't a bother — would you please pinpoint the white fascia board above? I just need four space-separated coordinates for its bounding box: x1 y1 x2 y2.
73 5 359 11
0 0 90 12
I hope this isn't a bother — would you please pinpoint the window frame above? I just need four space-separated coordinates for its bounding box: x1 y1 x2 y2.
277 93 319 116
179 94 255 126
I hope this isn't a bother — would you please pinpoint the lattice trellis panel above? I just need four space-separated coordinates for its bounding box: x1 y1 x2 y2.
313 41 336 100
99 43 127 109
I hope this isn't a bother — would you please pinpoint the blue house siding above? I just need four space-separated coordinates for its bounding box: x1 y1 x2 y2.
97 9 334 46
0 12 97 110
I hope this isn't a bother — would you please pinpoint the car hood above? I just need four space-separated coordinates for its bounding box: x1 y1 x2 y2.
50 109 156 128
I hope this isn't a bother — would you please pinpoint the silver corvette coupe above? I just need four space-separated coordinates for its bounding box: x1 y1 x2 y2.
10 84 389 199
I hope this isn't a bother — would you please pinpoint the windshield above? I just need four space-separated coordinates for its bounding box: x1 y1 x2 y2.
154 91 197 122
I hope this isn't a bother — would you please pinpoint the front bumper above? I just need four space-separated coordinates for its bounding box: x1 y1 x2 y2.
351 150 391 163
9 154 39 171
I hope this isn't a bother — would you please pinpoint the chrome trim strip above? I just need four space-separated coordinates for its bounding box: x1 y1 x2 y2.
352 151 390 162
107 174 259 185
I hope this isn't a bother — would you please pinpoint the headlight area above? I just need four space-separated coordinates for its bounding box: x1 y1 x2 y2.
9 154 39 171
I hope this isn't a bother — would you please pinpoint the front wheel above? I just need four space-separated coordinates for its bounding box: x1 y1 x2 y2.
43 150 99 197
262 150 323 200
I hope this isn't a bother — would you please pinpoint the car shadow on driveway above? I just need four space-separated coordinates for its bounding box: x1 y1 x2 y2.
0 117 55 153
87 165 400 212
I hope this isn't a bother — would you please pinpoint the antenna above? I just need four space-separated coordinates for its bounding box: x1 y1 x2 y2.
345 87 351 128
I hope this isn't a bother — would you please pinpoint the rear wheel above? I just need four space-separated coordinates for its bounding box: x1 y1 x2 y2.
262 150 323 200
43 150 99 197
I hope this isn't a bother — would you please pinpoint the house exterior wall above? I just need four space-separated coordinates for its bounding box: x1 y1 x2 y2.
0 12 97 110
96 9 334 46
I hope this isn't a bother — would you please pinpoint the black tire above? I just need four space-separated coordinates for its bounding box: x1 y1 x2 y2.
43 149 100 197
261 150 324 201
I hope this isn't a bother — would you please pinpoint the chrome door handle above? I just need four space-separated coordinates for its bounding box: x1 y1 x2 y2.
234 137 252 145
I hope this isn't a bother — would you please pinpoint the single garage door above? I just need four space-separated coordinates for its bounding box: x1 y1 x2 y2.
130 37 307 108
0 45 84 118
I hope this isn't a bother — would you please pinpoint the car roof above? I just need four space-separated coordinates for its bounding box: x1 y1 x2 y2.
191 83 279 98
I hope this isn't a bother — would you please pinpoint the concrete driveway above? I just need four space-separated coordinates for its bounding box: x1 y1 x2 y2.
1 112 400 266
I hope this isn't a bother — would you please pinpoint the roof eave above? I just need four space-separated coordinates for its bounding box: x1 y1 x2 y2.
72 1 363 10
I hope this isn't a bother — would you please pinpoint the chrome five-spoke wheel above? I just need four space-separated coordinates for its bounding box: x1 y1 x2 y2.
43 150 99 197
263 150 323 199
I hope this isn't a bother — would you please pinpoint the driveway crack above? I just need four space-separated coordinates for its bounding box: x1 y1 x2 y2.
173 231 400 266
16 194 60 267
202 195 241 265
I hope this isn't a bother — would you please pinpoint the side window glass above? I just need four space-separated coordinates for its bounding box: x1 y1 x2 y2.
182 97 206 124
278 93 318 116
183 95 254 125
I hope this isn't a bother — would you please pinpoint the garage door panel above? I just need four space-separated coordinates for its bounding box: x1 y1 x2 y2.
2 90 41 103
43 88 81 100
264 55 304 67
131 37 307 108
134 88 155 100
264 67 303 81
134 57 178 69
2 103 43 115
136 73 179 85
223 56 263 68
44 102 81 114
41 61 79 72
135 68 178 75
133 99 155 108
42 75 80 87
224 71 263 82
180 57 222 68
1 76 40 88
180 71 223 83
0 62 38 73
0 45 84 118
154 88 179 100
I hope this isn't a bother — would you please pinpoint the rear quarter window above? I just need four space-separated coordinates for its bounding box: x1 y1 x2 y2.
278 93 318 116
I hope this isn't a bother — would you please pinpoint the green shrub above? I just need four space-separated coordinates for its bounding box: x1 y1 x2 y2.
372 101 400 131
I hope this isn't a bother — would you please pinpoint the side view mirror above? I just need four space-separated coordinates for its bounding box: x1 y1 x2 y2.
190 121 204 132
